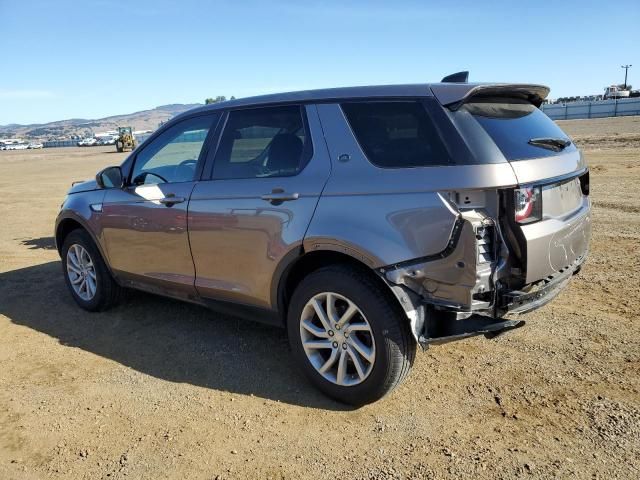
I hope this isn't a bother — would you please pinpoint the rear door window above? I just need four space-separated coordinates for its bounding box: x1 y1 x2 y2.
212 105 312 180
341 101 452 168
463 98 577 161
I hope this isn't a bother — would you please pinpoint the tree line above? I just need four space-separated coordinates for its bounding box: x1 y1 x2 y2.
205 96 236 104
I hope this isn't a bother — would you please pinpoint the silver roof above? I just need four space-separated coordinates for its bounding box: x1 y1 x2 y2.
189 83 436 115
184 82 550 116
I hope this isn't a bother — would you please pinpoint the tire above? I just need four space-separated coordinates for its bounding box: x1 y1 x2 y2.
287 264 416 406
116 141 123 152
61 229 122 312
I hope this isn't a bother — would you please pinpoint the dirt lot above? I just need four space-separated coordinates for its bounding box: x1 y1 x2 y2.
1 116 639 479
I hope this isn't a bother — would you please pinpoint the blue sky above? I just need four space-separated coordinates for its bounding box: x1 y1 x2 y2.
1 0 638 125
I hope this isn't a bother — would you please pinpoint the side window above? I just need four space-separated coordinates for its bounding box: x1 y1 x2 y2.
341 101 451 168
212 105 312 180
131 114 218 185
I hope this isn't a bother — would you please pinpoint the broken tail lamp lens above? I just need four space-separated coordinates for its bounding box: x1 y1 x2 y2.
514 186 542 224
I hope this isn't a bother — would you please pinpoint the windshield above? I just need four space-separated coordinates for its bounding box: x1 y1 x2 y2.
463 98 576 161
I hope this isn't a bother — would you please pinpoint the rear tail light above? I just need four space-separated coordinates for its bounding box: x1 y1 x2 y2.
514 186 542 224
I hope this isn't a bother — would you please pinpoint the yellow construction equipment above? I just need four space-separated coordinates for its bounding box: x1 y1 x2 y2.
115 127 137 152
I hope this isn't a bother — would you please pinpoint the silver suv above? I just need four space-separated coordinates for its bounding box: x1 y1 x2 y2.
55 77 591 405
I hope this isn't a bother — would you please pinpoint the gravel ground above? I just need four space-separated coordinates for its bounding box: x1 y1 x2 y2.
1 116 639 479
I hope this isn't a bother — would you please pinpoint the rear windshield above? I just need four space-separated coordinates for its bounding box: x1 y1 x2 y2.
463 98 576 161
341 101 452 168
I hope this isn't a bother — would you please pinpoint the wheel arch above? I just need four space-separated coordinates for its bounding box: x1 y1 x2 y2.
273 248 403 327
55 215 112 276
55 217 86 254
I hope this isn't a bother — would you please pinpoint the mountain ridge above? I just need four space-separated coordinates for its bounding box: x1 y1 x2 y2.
0 103 202 140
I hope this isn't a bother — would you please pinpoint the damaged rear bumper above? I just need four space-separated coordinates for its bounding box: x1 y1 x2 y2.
379 208 588 347
499 258 583 314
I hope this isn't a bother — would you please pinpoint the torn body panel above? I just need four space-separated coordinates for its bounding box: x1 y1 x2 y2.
382 209 497 315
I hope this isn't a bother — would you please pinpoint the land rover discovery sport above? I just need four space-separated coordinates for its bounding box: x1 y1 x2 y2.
55 76 591 405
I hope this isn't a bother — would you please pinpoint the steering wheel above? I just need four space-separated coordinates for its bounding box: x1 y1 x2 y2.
253 163 271 176
134 171 169 184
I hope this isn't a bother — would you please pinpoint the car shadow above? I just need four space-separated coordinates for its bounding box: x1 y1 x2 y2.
0 261 350 410
19 236 56 250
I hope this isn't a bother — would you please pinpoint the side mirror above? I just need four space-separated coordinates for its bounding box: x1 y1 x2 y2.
96 166 124 189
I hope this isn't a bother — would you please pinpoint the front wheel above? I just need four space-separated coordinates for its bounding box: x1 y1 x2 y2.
287 265 416 406
61 229 122 311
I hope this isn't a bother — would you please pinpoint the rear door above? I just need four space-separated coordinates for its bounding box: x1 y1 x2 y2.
101 113 219 299
188 104 331 309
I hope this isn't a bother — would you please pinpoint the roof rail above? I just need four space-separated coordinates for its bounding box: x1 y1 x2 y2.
441 71 469 83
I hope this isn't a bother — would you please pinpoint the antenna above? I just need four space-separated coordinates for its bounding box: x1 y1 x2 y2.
441 71 469 83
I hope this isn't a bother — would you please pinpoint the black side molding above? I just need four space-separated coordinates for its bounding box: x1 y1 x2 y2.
419 315 525 346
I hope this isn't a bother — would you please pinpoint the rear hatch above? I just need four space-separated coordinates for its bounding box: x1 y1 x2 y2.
432 85 591 284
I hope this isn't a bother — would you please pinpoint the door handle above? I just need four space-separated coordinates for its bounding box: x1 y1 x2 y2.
261 191 300 203
159 195 185 206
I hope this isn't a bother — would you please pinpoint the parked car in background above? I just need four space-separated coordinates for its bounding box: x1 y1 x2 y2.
28 142 44 149
0 139 26 150
77 138 97 147
7 143 29 150
97 137 117 146
55 78 591 405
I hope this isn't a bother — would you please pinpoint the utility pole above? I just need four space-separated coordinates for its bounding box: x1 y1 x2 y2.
621 64 632 89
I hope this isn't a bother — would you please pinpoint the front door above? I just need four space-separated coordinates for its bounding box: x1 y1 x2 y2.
101 113 219 299
188 105 331 309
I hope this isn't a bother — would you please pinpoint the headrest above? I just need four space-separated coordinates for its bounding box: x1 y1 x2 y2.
267 133 303 172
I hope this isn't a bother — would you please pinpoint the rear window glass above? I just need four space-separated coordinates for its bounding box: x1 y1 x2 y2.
341 101 452 168
463 99 576 161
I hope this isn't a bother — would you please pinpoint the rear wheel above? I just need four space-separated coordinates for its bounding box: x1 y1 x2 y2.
287 265 416 405
61 229 122 311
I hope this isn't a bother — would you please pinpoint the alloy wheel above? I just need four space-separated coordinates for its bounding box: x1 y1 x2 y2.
66 244 97 301
299 292 376 386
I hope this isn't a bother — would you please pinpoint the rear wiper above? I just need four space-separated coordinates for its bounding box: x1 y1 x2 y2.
528 137 572 152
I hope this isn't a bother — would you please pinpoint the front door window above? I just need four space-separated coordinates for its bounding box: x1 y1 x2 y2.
131 115 217 185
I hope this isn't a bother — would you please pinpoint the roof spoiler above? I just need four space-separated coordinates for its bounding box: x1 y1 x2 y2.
430 83 550 110
441 71 469 83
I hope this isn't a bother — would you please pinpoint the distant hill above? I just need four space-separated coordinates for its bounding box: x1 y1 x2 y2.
0 104 202 140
